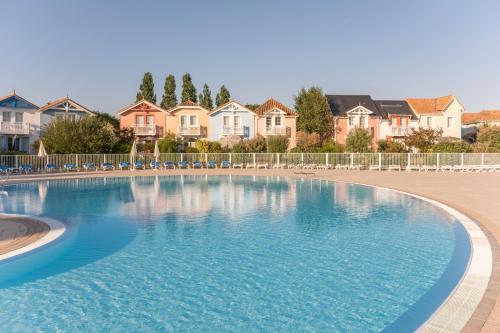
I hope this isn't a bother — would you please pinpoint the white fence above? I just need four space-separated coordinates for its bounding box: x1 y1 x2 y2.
1 153 500 171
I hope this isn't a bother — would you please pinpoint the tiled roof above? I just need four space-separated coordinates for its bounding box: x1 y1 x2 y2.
405 95 455 115
325 95 383 118
178 100 198 107
0 92 39 108
254 98 296 116
38 96 93 114
168 100 211 114
462 110 500 124
117 99 169 115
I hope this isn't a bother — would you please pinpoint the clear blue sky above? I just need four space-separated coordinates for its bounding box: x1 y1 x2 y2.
1 0 499 114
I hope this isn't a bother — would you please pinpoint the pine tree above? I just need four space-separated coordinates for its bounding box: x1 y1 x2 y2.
215 85 231 107
199 83 214 109
160 75 177 109
136 72 156 103
181 73 197 103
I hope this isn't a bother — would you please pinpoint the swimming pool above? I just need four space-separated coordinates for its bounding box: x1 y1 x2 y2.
0 176 470 332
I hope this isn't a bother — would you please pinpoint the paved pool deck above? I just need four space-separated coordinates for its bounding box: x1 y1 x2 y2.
0 169 499 332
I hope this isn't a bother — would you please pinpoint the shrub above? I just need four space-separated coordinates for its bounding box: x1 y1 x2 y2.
194 140 223 153
184 146 199 153
346 128 372 152
432 140 472 153
404 127 442 152
231 143 248 153
296 131 321 152
318 139 344 153
266 136 289 153
245 135 267 152
476 126 500 152
377 139 407 153
158 132 181 153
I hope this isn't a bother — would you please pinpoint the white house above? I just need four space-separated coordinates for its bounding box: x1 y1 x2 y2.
406 95 463 138
0 92 40 152
208 100 257 140
38 96 94 129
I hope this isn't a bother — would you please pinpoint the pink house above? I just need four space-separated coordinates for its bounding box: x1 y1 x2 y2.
254 98 297 149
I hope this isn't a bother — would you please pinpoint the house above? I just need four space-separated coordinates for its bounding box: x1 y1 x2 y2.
375 100 419 141
208 100 256 141
406 95 463 138
38 96 95 129
165 100 211 146
462 110 500 142
0 91 39 152
117 99 170 142
254 98 297 149
326 95 384 146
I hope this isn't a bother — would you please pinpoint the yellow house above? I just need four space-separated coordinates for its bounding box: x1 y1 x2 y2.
165 100 211 146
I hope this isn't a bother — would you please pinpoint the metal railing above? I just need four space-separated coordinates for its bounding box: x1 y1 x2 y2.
0 122 30 135
264 126 288 135
390 126 411 136
222 126 244 136
134 124 156 136
179 126 201 136
0 153 500 172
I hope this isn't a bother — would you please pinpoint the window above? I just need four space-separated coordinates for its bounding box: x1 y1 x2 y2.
15 112 23 123
275 116 282 126
223 116 230 127
2 112 11 122
136 116 144 125
189 115 197 126
146 116 154 125
234 116 241 127
447 117 453 129
180 115 187 127
67 114 76 121
266 117 272 127
348 117 354 126
427 117 433 127
359 116 366 128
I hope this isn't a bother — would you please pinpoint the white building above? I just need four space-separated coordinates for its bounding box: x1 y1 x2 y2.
406 95 463 139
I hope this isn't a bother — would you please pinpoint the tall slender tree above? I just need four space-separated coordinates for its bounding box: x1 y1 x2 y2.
215 85 231 107
136 72 156 103
199 83 214 109
180 73 197 102
161 74 177 109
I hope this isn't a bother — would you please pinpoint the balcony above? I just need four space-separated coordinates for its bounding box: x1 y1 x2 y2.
179 126 201 136
264 126 290 136
134 124 156 136
0 122 30 135
390 126 412 137
222 126 244 136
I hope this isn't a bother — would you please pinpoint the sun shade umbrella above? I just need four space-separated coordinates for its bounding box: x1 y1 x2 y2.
130 141 137 168
38 141 47 157
154 140 160 162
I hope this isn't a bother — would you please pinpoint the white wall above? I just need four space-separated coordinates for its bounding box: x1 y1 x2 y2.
417 99 463 138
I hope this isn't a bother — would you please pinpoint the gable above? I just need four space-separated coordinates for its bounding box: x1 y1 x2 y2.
209 101 256 116
345 105 374 115
326 95 382 117
39 97 94 115
0 94 38 109
117 100 169 116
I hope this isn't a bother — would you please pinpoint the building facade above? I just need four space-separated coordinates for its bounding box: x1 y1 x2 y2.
165 101 211 146
118 100 170 142
38 96 94 129
462 110 500 142
208 100 256 140
254 98 297 149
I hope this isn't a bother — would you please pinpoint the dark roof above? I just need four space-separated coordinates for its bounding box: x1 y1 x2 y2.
374 100 417 119
325 95 383 117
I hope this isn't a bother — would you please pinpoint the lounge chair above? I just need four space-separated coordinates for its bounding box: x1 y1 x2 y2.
178 161 189 169
134 161 145 170
63 163 78 172
150 161 160 170
101 162 114 171
19 164 32 174
192 161 203 169
220 160 231 168
350 164 362 170
388 165 401 171
273 163 286 169
46 163 58 172
369 165 381 171
207 160 217 169
163 161 175 169
335 164 349 170
232 163 243 168
119 161 130 170
256 163 268 169
246 163 256 169
83 162 96 171
0 165 11 174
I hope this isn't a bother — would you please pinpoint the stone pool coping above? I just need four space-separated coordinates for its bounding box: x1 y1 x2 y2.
0 214 66 261
0 169 499 332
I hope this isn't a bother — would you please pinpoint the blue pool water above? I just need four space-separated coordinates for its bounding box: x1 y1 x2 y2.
0 176 469 332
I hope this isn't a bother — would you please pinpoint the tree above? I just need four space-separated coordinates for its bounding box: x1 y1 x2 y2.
432 140 472 153
158 132 181 153
245 104 260 111
95 111 120 130
404 127 443 152
215 85 231 107
195 140 223 153
161 75 177 109
136 72 156 103
346 128 372 152
296 131 321 152
475 126 500 152
266 136 289 153
244 135 267 152
319 139 344 153
181 73 197 102
199 83 214 109
377 139 407 153
42 117 117 154
295 86 333 142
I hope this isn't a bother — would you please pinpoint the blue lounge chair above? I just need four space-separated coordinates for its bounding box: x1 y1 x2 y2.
178 160 189 169
163 161 175 169
0 165 11 174
119 161 130 170
83 162 96 171
19 164 32 174
134 161 145 170
150 161 160 170
192 160 203 169
220 160 231 168
207 160 217 169
63 163 78 172
46 163 58 172
101 162 114 171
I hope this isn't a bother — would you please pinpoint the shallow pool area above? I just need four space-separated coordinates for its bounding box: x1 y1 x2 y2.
0 176 470 332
